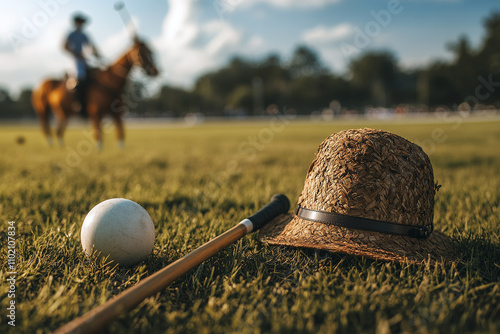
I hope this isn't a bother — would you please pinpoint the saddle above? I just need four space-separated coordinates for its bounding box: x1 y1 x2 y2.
64 67 98 91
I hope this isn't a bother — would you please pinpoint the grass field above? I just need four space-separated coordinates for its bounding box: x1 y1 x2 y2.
0 117 499 333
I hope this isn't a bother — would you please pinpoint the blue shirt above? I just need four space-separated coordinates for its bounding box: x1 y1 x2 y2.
66 29 90 79
66 29 89 56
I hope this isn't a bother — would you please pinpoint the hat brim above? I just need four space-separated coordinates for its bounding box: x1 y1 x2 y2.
74 16 88 23
259 214 458 264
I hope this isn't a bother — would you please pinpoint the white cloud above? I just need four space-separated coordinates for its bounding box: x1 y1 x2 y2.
0 17 72 94
299 24 356 73
0 0 264 94
152 0 263 88
0 11 143 95
99 17 140 59
248 36 265 49
0 0 345 94
204 21 242 55
160 0 199 48
302 24 353 45
241 0 341 8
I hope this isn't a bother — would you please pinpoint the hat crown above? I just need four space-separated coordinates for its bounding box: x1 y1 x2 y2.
298 128 435 227
73 13 87 23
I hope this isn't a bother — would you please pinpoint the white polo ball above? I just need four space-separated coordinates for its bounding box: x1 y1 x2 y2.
81 198 155 266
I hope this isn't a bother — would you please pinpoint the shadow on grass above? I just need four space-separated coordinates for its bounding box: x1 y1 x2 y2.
142 195 257 217
141 194 210 215
435 155 496 169
255 234 500 283
97 235 500 334
454 232 500 282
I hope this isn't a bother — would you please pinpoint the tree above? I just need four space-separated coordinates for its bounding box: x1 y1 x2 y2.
0 88 15 118
227 85 252 111
418 62 460 107
289 45 324 78
444 36 478 102
476 11 500 104
348 51 398 106
15 88 35 118
147 85 202 117
447 35 473 64
480 11 500 71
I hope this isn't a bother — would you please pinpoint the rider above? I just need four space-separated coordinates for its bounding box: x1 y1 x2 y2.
63 13 101 117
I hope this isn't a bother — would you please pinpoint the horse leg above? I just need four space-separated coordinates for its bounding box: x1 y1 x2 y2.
37 108 53 146
111 113 125 148
90 111 103 150
55 109 67 147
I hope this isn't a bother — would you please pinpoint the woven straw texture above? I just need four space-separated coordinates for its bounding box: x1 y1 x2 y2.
259 128 456 264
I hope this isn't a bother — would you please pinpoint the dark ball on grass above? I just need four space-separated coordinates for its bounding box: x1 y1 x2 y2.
16 136 26 145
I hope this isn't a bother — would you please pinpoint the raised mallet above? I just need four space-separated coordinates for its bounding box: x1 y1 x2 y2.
55 194 290 334
114 1 136 38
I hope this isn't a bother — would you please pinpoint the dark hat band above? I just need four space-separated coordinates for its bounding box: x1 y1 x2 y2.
295 205 433 239
73 14 87 22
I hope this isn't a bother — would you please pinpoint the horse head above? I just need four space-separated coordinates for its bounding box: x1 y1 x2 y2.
130 36 159 77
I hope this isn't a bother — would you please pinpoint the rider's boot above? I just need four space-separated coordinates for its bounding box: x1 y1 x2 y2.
75 78 89 118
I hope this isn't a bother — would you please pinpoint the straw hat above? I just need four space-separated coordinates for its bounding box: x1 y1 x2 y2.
259 128 456 264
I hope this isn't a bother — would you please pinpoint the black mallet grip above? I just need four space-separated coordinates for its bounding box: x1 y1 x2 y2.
247 194 290 231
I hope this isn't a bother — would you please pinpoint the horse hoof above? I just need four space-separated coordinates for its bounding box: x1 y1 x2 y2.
96 141 103 151
118 140 125 149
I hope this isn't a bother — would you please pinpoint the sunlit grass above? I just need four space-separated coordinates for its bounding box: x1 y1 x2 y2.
0 118 498 333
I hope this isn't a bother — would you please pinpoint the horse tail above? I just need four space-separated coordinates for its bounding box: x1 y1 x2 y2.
31 79 61 143
31 80 59 115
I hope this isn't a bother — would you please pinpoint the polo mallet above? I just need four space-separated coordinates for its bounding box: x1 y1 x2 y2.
114 1 136 38
55 194 290 334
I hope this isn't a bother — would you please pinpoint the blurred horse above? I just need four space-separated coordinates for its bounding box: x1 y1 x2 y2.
31 37 158 148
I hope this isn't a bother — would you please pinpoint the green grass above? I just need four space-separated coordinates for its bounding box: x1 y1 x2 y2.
0 117 499 333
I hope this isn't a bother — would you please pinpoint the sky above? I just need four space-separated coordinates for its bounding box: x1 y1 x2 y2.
0 0 498 96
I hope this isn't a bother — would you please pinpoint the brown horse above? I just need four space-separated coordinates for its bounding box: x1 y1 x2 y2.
31 37 158 148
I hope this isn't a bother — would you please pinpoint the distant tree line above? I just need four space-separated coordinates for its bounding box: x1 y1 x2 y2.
0 88 35 119
1 11 500 119
142 47 407 117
